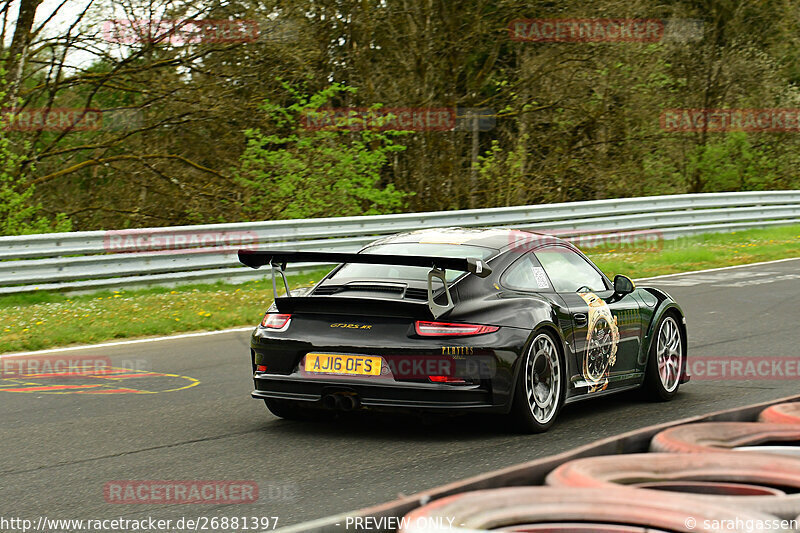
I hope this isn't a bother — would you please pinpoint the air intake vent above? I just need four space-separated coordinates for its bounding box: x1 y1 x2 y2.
345 284 404 295
404 288 429 300
313 286 341 295
314 284 406 296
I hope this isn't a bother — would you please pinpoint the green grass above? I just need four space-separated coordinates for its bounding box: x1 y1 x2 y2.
1 224 799 354
589 224 800 279
0 268 332 354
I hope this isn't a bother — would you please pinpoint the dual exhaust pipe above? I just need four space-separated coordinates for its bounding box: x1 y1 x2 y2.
322 393 360 411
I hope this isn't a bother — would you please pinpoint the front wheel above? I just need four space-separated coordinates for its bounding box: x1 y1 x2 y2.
509 330 565 433
642 313 685 401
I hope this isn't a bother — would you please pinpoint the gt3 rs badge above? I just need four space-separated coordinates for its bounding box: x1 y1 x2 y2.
579 292 620 393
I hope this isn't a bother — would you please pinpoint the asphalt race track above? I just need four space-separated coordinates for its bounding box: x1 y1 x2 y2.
2 258 800 528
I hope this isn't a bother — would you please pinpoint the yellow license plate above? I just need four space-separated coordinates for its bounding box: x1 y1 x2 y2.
304 353 382 376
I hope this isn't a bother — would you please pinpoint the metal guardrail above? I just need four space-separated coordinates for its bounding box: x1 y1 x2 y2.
1 191 799 294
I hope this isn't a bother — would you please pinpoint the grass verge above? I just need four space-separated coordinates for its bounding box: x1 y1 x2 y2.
1 224 799 354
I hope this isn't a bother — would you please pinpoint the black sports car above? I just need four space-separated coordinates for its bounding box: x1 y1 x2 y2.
239 227 688 432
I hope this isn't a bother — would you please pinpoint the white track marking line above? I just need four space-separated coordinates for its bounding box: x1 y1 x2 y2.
4 256 799 357
635 256 800 282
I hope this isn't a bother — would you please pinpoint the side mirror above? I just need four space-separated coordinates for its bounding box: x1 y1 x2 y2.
613 274 635 295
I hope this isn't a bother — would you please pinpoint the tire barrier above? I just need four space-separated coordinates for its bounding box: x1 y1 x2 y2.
399 487 783 533
760 402 800 425
650 422 800 453
545 452 800 519
277 395 800 533
734 446 800 457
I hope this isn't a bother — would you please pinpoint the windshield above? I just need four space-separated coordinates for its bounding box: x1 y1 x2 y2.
330 242 495 283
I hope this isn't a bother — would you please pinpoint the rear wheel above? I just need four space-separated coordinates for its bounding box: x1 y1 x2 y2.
642 313 684 401
509 330 565 433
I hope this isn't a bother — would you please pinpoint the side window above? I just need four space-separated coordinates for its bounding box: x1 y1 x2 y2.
534 246 607 293
502 254 553 291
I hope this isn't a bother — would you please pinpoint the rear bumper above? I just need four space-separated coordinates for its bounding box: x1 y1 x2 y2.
249 318 527 414
251 374 505 412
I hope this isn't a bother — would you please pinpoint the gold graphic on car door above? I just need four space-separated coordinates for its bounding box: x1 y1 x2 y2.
578 292 620 393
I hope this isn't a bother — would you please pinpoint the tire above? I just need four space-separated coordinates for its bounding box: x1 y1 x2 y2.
642 312 684 401
399 486 776 533
509 329 565 433
650 421 800 453
264 399 327 421
546 451 800 519
760 402 800 424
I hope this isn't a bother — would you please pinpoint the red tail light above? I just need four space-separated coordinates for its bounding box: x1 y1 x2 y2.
429 375 468 384
414 321 499 336
261 313 291 330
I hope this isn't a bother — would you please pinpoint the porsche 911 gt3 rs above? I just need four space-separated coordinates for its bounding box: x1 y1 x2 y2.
238 227 688 432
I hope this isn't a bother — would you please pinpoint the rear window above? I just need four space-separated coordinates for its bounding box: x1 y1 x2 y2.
331 243 494 282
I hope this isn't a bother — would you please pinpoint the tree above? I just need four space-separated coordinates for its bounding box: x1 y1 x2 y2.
0 75 71 235
3 0 800 232
234 82 409 220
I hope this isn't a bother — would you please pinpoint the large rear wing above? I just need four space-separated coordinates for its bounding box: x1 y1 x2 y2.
237 250 492 318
